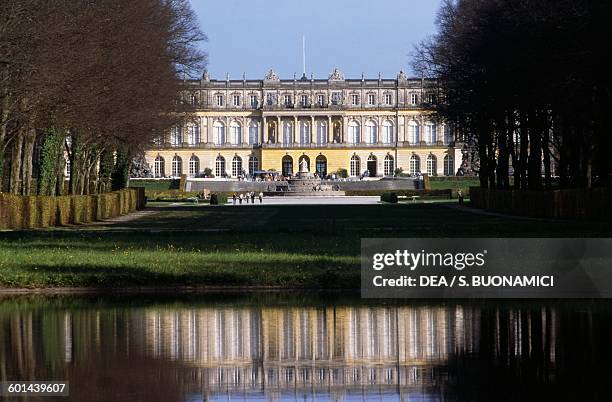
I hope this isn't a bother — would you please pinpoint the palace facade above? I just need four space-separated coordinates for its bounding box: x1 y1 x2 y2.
145 69 462 179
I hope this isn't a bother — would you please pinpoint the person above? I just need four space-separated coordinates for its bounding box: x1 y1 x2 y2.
258 192 263 203
239 193 243 204
245 193 249 204
232 193 236 205
458 189 464 204
251 192 255 203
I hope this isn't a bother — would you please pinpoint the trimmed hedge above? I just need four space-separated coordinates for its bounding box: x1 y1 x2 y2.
0 187 146 230
381 192 399 203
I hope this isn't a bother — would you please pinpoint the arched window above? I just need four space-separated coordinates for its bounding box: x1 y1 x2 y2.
171 155 182 177
215 156 225 177
409 155 420 175
213 121 225 145
299 121 310 144
170 126 182 146
230 121 242 145
248 155 259 175
442 124 453 144
367 154 377 176
189 155 200 177
232 155 242 177
154 156 165 177
365 120 377 144
384 154 395 176
315 121 327 144
350 155 361 177
348 120 360 144
186 124 199 145
315 155 327 177
444 154 454 176
282 120 293 145
248 121 259 145
382 120 394 144
427 154 437 176
282 155 293 176
408 121 420 143
425 122 437 144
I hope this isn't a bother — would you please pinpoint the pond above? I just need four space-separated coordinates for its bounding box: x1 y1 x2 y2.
0 293 611 401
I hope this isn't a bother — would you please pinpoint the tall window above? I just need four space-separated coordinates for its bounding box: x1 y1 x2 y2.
170 126 182 146
249 95 258 108
317 94 325 106
230 121 241 145
351 94 359 105
315 155 327 176
189 155 200 177
427 154 437 176
426 122 437 144
409 121 420 143
283 94 292 106
215 156 225 177
410 155 420 175
171 155 182 177
382 120 393 144
214 121 225 145
248 121 259 145
232 94 240 107
368 94 375 105
350 155 361 177
384 154 394 176
248 156 259 175
300 94 308 106
365 120 377 144
410 93 418 104
282 155 293 176
186 124 199 145
215 94 224 106
331 92 342 105
282 121 293 145
299 121 310 144
384 93 392 105
154 156 165 177
442 124 453 144
316 121 327 144
348 120 360 144
232 155 242 177
444 155 454 176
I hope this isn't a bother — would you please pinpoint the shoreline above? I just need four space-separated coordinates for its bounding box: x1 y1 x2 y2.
0 286 361 295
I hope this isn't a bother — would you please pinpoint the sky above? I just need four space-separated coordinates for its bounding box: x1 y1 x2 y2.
188 0 442 80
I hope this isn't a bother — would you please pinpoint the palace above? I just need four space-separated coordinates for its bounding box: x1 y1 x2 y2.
145 69 462 179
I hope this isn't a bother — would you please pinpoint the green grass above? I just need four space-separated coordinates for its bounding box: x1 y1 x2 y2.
1 203 610 289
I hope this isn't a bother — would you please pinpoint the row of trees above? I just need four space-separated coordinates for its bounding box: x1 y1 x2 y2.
0 0 206 195
414 0 612 189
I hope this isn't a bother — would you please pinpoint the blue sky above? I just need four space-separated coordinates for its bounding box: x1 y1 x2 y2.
188 0 442 80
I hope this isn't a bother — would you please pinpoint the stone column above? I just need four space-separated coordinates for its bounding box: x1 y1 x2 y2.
263 116 268 143
294 116 298 145
277 116 281 144
327 116 332 144
377 116 383 144
311 116 315 144
225 116 230 144
242 117 248 144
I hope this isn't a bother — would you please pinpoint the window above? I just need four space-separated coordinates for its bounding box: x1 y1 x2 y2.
266 93 276 105
249 95 258 108
410 155 420 175
232 94 240 107
382 120 394 144
190 93 198 105
300 95 308 106
331 92 342 105
230 121 242 145
444 154 454 176
442 124 453 144
284 94 292 106
154 156 165 177
232 155 242 177
282 121 293 145
368 94 375 105
248 121 259 145
171 155 182 177
384 93 392 105
350 155 361 177
365 120 377 144
213 121 225 145
428 94 437 104
215 94 224 107
425 123 437 144
410 93 418 105
409 121 420 143
186 125 199 145
351 94 359 106
348 120 360 144
316 121 327 144
282 155 294 176
170 126 182 146
384 154 394 176
427 154 437 176
248 156 259 175
189 155 200 177
215 156 226 177
299 121 310 144
315 155 327 176
317 94 325 106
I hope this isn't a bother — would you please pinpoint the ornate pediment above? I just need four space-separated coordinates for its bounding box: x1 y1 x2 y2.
264 69 280 82
328 68 345 82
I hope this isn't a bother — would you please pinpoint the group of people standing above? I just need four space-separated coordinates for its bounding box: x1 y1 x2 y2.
232 192 263 205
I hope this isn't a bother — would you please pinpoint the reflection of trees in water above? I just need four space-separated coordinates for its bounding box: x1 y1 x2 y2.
0 301 600 401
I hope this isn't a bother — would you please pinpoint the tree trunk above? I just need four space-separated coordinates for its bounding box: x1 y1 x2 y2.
9 132 24 194
21 128 36 195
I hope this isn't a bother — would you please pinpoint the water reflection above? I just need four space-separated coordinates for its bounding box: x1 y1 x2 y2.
0 295 609 401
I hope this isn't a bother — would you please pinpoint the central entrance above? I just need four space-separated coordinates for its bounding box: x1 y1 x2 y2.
367 155 377 176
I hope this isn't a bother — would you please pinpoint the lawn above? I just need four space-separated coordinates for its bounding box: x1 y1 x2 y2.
1 202 610 289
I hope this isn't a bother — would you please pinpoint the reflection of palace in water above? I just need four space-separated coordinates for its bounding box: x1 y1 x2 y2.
0 303 561 401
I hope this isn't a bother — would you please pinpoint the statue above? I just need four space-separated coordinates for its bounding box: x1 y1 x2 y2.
299 158 309 173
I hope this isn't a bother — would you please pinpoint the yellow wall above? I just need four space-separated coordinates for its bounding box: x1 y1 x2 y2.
261 148 396 173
